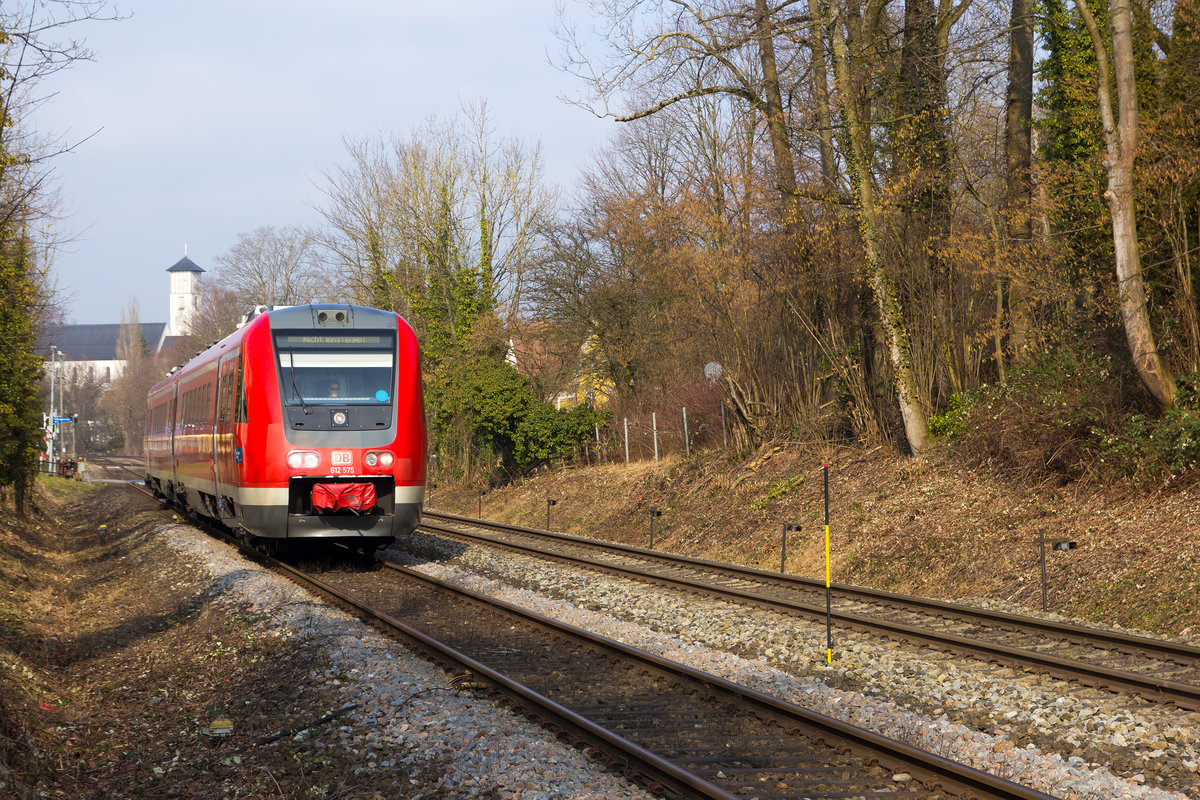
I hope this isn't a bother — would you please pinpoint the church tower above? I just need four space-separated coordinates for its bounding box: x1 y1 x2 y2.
167 252 204 336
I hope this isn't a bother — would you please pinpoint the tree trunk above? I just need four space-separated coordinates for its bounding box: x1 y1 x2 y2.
1077 0 1176 409
897 0 960 402
754 0 801 214
807 0 838 195
1004 0 1035 364
830 5 932 453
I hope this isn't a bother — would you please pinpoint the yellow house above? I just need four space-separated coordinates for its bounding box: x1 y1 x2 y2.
506 327 614 410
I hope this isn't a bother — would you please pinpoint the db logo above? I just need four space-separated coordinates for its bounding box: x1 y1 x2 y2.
331 451 353 466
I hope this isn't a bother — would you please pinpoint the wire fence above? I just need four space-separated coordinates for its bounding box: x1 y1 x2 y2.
571 402 732 467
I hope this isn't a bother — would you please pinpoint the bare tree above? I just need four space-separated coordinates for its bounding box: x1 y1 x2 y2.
316 135 409 312
100 301 153 455
1076 0 1176 409
555 1 811 217
0 2 119 221
214 225 323 308
463 101 560 327
1000 0 1035 371
315 107 558 325
181 284 248 351
825 0 932 453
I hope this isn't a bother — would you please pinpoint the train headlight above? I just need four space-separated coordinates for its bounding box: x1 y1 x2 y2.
286 450 320 469
332 411 348 426
364 451 394 468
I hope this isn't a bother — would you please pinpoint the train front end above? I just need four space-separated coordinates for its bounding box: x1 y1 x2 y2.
240 304 426 548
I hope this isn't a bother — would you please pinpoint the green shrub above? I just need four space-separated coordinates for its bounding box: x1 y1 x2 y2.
952 349 1200 484
953 346 1130 481
929 392 972 439
1098 402 1200 481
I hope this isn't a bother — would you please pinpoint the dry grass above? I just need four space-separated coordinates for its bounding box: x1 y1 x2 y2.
0 480 418 799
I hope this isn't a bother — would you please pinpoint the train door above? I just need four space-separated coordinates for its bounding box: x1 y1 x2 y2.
213 351 241 520
169 387 179 478
206 371 218 491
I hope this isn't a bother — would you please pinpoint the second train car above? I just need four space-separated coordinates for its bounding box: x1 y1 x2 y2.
144 303 426 550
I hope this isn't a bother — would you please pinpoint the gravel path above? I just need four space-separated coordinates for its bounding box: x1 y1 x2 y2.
160 523 655 800
392 529 1200 800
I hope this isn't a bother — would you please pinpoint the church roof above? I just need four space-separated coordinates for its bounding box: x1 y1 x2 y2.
39 322 169 362
167 255 205 273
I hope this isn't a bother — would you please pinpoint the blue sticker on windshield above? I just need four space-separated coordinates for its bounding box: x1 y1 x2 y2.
375 389 390 402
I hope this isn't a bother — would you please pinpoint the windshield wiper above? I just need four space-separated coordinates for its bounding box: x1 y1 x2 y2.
287 348 311 415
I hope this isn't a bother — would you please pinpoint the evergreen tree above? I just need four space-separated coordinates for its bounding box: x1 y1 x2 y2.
1037 0 1114 323
0 232 46 513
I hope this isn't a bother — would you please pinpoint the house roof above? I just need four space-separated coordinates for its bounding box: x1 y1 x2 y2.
40 322 169 361
166 255 205 273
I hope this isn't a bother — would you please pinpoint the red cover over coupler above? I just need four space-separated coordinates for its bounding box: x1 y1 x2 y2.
312 482 377 512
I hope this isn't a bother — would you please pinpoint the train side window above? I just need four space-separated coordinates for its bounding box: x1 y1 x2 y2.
217 367 229 424
235 356 247 423
225 362 237 423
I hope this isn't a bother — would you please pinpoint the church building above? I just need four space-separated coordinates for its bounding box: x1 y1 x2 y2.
40 254 205 386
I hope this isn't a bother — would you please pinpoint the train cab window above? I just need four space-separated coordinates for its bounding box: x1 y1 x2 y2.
273 330 396 430
274 331 395 406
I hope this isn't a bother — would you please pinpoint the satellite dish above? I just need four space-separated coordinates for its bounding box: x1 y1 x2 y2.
704 361 723 381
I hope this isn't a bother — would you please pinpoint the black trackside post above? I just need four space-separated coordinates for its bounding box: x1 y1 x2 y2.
781 524 787 573
782 524 800 573
547 498 556 531
824 463 833 663
1040 530 1048 612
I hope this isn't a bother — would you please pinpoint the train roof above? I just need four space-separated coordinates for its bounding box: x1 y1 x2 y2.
147 304 408 396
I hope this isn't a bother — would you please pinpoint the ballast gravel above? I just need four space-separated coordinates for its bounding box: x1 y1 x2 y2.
159 523 655 800
392 529 1200 800
157 513 1198 800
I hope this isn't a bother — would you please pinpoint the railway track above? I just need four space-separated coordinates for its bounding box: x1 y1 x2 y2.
419 510 1200 711
80 455 146 483
106 479 1056 799
284 553 1056 799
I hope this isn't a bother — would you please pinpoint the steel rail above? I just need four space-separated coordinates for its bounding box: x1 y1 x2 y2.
272 559 738 800
114 481 1056 799
116 480 729 799
420 510 1200 710
360 559 1057 800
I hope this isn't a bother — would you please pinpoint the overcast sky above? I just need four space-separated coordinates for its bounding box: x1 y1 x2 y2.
36 1 614 326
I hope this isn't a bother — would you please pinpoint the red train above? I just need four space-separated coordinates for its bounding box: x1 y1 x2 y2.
144 304 426 550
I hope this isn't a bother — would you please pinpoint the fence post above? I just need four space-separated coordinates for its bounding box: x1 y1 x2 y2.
624 417 630 464
652 412 659 462
683 407 690 457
